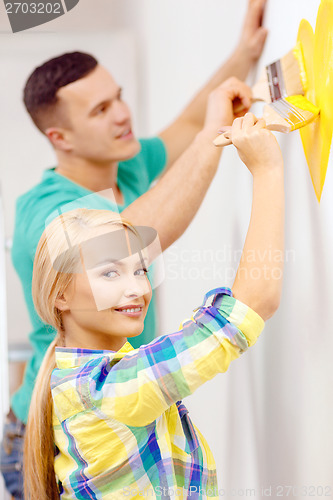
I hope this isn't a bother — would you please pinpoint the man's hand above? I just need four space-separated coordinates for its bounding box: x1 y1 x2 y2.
236 0 268 62
158 1 268 170
203 78 252 135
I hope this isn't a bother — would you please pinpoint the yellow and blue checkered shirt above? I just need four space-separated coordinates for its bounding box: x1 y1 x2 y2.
52 288 264 499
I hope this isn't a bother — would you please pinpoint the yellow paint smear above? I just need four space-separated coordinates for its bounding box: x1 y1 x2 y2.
282 95 320 131
285 95 320 115
292 41 308 93
297 0 333 201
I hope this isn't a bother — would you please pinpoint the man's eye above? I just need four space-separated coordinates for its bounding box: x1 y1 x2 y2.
134 268 148 276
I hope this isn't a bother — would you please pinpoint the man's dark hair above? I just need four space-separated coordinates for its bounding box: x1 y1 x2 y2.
23 51 98 132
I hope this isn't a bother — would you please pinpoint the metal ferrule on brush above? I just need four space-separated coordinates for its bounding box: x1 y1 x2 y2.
266 60 287 101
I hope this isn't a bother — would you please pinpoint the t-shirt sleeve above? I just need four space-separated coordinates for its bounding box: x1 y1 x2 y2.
139 137 168 184
14 190 119 263
12 196 47 265
86 287 264 426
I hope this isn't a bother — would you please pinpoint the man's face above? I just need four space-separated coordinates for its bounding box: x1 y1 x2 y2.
57 65 141 163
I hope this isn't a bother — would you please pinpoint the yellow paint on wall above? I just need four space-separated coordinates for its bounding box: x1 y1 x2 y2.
297 0 333 201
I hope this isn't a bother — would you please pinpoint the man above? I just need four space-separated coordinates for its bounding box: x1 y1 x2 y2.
0 1 267 498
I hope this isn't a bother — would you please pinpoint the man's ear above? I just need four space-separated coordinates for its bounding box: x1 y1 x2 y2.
55 293 70 312
45 127 73 152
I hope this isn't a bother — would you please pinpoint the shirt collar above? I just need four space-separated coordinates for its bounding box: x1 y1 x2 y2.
42 168 92 194
55 341 134 369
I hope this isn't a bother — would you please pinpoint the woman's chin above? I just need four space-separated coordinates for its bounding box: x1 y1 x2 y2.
125 327 144 338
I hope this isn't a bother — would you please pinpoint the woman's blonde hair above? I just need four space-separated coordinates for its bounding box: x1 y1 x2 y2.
24 208 136 499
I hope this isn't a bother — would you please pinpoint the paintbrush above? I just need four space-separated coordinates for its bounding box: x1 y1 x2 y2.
233 42 308 114
253 42 307 102
214 95 320 147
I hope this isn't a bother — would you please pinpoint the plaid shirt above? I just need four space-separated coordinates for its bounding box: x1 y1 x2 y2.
51 288 264 499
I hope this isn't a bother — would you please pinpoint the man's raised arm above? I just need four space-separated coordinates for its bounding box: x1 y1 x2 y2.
123 78 252 251
159 0 267 169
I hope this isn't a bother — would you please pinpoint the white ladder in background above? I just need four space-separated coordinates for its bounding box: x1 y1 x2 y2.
0 186 10 499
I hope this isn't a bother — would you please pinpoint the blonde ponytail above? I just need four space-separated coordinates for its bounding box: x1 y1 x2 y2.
24 336 60 499
23 208 135 497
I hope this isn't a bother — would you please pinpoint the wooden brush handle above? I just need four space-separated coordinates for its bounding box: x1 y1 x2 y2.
233 69 271 115
213 105 292 148
213 132 233 147
251 69 272 102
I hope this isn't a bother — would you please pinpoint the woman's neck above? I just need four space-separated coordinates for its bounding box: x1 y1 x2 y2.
61 313 127 352
63 328 128 352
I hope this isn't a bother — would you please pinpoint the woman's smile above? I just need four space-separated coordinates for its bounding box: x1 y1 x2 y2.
113 304 144 318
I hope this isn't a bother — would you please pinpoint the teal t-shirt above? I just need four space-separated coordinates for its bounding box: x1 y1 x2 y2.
11 137 167 424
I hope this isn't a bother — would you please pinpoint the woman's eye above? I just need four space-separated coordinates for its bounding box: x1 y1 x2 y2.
134 268 148 276
103 270 118 279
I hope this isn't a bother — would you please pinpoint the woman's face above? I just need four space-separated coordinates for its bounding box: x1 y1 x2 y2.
59 227 152 351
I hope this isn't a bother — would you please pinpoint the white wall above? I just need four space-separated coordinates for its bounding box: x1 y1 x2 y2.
137 0 333 497
1 0 333 498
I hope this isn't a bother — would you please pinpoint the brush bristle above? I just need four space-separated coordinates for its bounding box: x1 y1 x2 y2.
280 42 307 96
272 96 319 131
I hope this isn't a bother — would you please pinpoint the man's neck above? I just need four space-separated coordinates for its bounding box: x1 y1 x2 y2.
55 156 124 205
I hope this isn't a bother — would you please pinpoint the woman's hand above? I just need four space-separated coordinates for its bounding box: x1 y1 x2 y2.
231 113 284 176
230 112 284 321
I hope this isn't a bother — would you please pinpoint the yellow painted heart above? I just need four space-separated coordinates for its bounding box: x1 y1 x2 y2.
297 0 333 201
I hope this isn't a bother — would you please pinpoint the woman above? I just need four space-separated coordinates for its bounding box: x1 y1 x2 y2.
24 113 284 499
